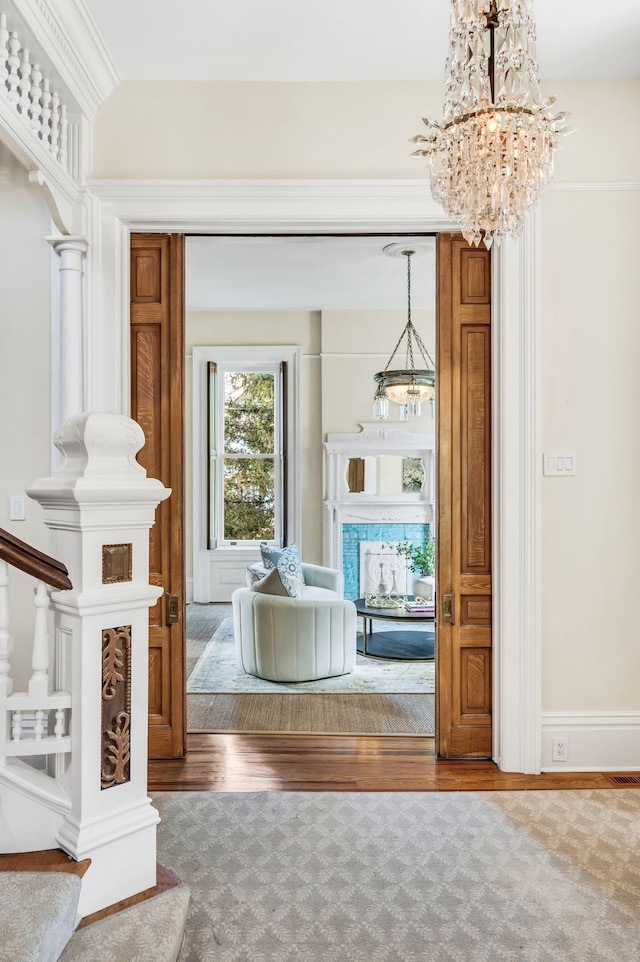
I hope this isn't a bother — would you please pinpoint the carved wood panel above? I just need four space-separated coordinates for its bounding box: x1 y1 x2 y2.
461 328 491 573
101 626 131 790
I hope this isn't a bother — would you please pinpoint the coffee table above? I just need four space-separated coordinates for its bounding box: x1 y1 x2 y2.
353 597 435 662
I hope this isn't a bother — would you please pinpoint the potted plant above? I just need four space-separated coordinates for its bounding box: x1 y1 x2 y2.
396 536 435 600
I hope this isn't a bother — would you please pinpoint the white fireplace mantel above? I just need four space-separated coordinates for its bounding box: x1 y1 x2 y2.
324 423 435 572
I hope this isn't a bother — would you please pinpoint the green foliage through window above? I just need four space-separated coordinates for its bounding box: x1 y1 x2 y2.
212 369 281 543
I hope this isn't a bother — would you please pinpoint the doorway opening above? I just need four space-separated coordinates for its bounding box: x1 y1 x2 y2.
185 232 438 741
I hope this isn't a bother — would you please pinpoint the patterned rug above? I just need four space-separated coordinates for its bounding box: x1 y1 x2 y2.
155 789 640 962
187 618 435 695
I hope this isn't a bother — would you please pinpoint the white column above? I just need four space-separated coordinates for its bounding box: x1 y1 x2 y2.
48 236 88 424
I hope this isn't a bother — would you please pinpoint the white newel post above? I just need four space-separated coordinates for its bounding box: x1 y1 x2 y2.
48 237 88 425
27 412 170 917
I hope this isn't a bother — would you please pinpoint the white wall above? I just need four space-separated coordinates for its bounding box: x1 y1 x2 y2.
92 77 640 718
0 141 53 687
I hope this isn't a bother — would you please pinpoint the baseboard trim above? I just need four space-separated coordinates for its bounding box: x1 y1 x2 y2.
186 578 194 604
541 711 640 772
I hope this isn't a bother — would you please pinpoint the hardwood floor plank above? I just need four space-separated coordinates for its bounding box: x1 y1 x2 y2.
147 733 640 793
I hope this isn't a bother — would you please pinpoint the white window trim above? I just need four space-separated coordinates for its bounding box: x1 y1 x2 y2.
192 345 301 602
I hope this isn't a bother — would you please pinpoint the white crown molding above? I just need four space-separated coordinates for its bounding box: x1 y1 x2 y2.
9 0 119 118
541 711 640 772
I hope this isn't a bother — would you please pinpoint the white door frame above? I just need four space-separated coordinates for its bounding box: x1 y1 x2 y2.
87 177 542 774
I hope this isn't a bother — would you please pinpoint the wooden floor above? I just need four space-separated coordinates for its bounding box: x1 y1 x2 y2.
148 733 640 792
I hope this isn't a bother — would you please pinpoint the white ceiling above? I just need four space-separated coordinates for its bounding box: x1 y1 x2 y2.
83 0 640 82
185 236 436 312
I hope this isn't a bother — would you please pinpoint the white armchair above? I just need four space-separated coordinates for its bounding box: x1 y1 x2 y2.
231 562 357 683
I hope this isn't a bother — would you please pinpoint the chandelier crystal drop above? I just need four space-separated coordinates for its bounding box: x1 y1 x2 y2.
372 250 435 422
411 0 571 248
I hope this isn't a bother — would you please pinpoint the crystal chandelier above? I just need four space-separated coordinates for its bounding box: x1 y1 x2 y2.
373 249 435 422
411 0 570 248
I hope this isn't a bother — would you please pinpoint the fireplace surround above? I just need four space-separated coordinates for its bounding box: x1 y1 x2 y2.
324 423 435 601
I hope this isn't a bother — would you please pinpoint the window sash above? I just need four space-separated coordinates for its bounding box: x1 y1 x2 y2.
208 361 285 548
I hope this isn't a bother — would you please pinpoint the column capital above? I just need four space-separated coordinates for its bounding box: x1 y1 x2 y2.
46 235 89 257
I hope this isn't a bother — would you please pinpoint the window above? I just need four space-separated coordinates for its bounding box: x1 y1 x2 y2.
208 361 287 547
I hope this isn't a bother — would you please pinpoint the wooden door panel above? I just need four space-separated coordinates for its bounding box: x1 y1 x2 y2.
131 234 185 759
437 235 492 758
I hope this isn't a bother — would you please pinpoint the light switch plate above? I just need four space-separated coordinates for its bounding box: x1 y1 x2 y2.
543 453 577 476
9 495 26 520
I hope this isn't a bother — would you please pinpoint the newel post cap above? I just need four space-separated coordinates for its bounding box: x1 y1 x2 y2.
27 412 170 505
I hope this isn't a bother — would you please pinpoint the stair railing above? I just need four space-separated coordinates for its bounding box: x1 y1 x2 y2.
0 528 73 776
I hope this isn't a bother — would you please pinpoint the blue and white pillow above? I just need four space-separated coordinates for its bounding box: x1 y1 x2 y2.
260 543 305 598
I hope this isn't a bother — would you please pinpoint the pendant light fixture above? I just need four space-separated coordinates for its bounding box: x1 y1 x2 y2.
373 247 435 422
411 0 571 249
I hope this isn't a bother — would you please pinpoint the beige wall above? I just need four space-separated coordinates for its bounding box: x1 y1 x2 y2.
541 188 640 711
93 79 640 183
95 78 640 715
0 142 52 687
93 80 443 180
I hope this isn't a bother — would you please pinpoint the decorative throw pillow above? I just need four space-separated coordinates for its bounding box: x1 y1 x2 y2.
250 567 289 597
259 543 305 598
245 563 270 587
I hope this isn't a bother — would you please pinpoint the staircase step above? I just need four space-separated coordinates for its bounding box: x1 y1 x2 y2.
58 884 191 962
0 849 90 878
0 871 81 962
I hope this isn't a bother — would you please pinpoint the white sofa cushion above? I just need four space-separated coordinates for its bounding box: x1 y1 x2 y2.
300 585 339 600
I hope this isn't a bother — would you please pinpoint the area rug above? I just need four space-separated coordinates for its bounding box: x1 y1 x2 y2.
186 692 435 735
154 789 640 962
187 618 435 695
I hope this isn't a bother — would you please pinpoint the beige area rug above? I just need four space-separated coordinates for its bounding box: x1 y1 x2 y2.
187 691 435 735
186 604 435 735
155 789 640 962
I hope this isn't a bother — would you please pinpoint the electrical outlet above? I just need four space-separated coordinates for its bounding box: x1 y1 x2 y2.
552 737 568 762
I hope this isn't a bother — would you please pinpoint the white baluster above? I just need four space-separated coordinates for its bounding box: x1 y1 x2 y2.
29 61 42 132
12 710 22 740
40 78 51 145
28 581 50 699
0 15 9 86
34 709 45 740
18 47 30 116
59 104 68 166
6 32 20 104
50 92 60 156
54 708 65 739
0 561 13 698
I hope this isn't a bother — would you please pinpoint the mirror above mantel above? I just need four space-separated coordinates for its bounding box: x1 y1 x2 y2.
325 423 435 504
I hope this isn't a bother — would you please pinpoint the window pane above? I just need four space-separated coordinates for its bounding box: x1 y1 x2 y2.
224 372 275 454
223 458 275 541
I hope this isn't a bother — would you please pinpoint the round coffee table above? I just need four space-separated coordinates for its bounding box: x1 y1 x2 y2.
353 598 435 662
